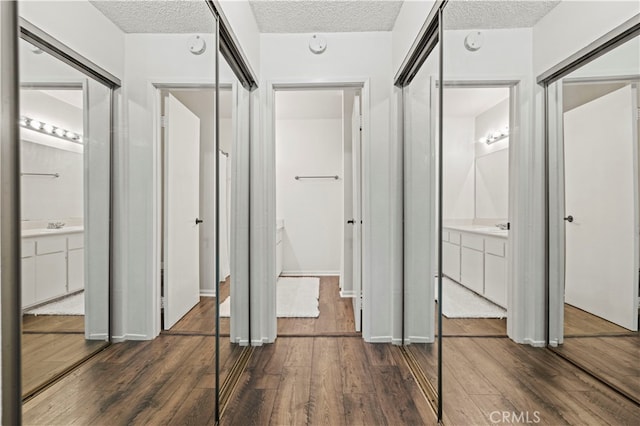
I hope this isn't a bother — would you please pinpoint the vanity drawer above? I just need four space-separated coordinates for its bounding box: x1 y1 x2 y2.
21 240 36 258
485 238 505 257
448 231 461 245
68 233 84 250
462 233 484 251
36 237 66 255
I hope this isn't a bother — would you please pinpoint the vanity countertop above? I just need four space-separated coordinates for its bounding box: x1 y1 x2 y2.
21 226 84 238
444 224 508 239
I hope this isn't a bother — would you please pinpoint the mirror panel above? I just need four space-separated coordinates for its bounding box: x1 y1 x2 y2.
19 36 111 399
547 33 640 404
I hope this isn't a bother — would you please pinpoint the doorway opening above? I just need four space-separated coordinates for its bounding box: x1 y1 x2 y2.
273 88 363 336
440 84 514 337
154 85 233 334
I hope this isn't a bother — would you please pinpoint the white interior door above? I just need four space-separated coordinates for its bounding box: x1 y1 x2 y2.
352 95 362 332
563 84 638 331
163 94 201 329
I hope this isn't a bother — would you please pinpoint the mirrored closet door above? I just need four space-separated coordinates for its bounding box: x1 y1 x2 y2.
547 31 640 404
19 33 112 399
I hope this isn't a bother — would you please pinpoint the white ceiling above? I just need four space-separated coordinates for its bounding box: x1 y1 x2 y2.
443 87 509 117
444 0 561 30
89 0 214 33
89 1 561 35
276 90 343 120
249 0 403 33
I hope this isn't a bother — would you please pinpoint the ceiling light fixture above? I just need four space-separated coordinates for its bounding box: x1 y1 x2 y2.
20 116 83 144
479 126 509 145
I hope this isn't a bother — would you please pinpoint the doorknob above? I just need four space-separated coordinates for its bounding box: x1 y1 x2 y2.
563 215 574 223
347 219 355 224
195 218 204 225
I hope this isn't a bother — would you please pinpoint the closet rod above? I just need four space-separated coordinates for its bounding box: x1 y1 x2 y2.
295 175 339 180
21 172 59 178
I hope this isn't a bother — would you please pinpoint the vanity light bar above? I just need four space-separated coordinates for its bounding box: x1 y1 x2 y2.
19 116 83 143
479 126 509 145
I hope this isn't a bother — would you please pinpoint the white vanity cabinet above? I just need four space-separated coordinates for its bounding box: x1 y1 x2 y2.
21 230 84 309
443 226 508 308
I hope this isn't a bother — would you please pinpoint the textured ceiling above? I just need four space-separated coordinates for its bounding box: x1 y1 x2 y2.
89 0 214 33
444 0 561 30
249 0 403 33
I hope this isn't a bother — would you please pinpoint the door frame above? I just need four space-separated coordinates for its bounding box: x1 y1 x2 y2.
547 75 640 344
261 79 370 342
150 81 232 336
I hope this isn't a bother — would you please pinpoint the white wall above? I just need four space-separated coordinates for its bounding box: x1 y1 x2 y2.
443 116 475 220
276 118 343 275
533 0 640 76
391 0 436 76
475 98 509 220
259 32 396 342
19 0 125 79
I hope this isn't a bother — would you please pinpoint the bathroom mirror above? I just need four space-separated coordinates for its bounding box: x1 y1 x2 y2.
547 32 640 404
19 37 111 399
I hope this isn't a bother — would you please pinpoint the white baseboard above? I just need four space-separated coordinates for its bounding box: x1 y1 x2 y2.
523 338 546 347
87 333 108 341
200 289 216 297
366 335 392 343
111 333 151 342
407 336 434 344
280 271 340 277
340 290 356 298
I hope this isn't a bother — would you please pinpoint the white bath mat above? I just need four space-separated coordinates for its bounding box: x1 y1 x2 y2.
26 292 84 316
441 278 506 319
218 276 320 318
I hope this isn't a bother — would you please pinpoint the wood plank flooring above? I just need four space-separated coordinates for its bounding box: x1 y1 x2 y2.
221 337 436 426
164 277 230 335
22 335 244 425
410 337 640 425
23 314 85 333
554 335 640 403
278 276 357 336
564 303 635 336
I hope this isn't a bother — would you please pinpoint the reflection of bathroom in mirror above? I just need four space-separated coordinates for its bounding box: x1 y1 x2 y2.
19 37 111 399
549 33 640 403
441 86 510 336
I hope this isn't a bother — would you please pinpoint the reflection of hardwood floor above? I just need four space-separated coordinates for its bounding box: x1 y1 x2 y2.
164 277 230 335
222 337 435 425
410 337 640 424
555 335 640 403
23 336 244 424
23 314 84 333
564 303 634 336
278 276 357 336
22 333 106 398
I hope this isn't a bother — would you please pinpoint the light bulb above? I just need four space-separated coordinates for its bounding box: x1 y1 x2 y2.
19 117 28 127
54 128 66 137
29 120 42 129
65 131 77 140
43 123 54 133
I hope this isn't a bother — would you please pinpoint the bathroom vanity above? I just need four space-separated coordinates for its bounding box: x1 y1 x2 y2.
21 227 84 309
443 225 508 308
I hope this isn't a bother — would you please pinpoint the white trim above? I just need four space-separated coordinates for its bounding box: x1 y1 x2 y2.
368 335 393 343
261 78 372 343
200 289 216 297
406 336 434 344
280 271 340 277
340 290 356 298
523 338 546 347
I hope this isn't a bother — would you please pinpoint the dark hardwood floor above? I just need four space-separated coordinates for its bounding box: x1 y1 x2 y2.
22 335 244 425
164 277 230 335
221 337 436 425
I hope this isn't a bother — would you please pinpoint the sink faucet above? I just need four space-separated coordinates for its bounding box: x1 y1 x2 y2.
496 223 509 231
47 222 65 229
